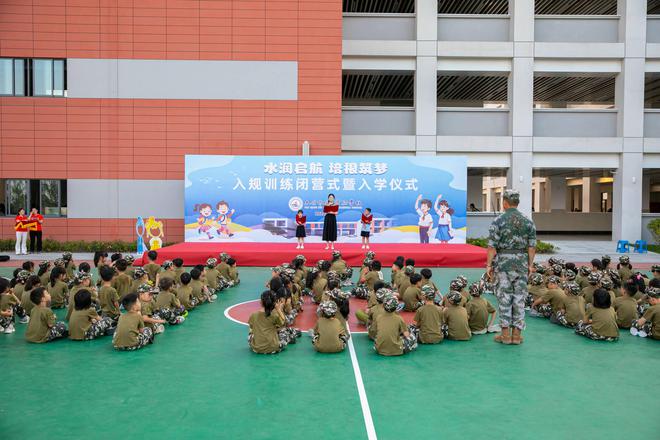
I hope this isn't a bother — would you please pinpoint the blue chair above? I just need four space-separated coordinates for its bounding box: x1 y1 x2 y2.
634 240 648 254
616 240 629 253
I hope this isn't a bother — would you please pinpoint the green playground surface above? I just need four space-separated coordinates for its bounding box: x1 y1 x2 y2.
1 266 658 440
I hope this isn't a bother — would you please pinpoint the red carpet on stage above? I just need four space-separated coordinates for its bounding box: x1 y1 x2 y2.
136 242 487 268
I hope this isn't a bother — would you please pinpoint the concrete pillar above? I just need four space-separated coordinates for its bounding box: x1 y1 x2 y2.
612 0 646 241
582 177 592 213
549 177 567 212
612 153 644 241
415 0 438 156
642 174 651 213
508 152 533 216
467 175 483 211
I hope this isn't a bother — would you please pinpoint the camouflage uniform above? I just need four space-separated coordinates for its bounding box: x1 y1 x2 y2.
488 190 537 330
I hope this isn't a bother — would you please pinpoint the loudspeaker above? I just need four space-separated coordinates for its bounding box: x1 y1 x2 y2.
0 256 10 262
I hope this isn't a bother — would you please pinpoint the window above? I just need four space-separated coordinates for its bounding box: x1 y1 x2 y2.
32 59 65 97
0 58 65 97
0 179 67 216
0 58 26 96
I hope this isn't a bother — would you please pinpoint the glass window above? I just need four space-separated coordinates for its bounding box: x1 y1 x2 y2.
6 180 29 216
40 180 60 216
53 60 64 96
0 59 12 95
33 59 53 96
14 59 25 96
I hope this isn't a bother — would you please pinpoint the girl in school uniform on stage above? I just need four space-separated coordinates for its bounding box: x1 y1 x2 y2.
295 210 306 249
434 195 454 243
322 193 338 250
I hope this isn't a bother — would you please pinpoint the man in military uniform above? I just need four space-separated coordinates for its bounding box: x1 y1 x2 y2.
486 189 537 345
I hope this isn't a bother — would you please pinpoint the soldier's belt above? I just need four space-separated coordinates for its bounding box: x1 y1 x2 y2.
497 249 528 254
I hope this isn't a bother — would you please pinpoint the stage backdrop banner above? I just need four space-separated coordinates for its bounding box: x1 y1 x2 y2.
184 155 467 244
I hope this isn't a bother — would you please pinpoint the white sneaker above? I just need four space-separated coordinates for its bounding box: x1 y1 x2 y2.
630 327 639 336
300 245 304 249
361 245 365 249
638 330 648 338
366 245 370 249
331 244 334 250
529 309 541 317
4 324 15 334
175 316 185 324
0 326 4 332
19 316 29 324
296 244 300 249
155 324 165 334
211 294 218 301
325 245 329 250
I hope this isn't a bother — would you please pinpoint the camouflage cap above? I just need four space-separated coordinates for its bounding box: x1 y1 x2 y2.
219 252 230 262
327 270 340 281
651 264 660 272
206 258 218 268
62 252 73 261
457 275 468 289
564 269 576 281
124 255 135 264
283 267 296 279
317 259 328 270
365 251 376 259
552 264 563 276
530 273 544 286
162 260 174 269
38 260 50 270
332 250 342 258
606 269 620 283
376 287 394 303
53 258 65 268
587 272 602 285
133 267 147 280
74 271 91 284
295 254 306 262
446 290 462 305
548 257 558 266
646 287 660 299
547 275 560 285
564 282 581 296
404 265 414 275
469 282 481 297
362 258 373 267
502 189 520 204
279 271 293 284
600 277 613 290
329 288 350 301
421 284 436 299
533 262 545 274
310 267 320 275
579 265 591 276
383 296 399 313
271 266 283 274
618 255 630 264
449 279 462 291
318 300 338 318
16 270 30 283
601 254 611 264
137 283 156 295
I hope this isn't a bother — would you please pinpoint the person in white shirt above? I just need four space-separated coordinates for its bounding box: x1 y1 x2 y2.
415 195 433 244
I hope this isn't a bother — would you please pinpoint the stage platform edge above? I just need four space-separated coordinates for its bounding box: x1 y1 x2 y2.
136 242 487 268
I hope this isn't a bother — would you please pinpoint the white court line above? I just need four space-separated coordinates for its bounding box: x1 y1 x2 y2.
347 330 378 440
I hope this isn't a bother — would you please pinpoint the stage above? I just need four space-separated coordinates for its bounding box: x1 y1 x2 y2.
136 242 487 268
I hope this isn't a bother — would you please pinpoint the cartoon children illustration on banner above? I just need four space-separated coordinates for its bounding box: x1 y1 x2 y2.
415 195 434 244
434 194 454 243
215 201 235 238
195 203 215 239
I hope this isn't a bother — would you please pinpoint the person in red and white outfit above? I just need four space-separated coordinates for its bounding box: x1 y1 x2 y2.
28 207 44 253
14 208 28 255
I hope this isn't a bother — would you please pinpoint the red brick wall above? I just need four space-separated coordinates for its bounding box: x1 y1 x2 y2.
0 0 342 241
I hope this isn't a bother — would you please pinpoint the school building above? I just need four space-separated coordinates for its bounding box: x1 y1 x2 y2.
0 0 659 244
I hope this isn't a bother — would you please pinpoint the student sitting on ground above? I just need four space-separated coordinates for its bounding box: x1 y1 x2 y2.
630 287 660 339
576 266 591 289
359 260 383 301
159 260 177 284
575 288 619 342
143 250 161 284
99 266 120 323
172 258 185 284
113 293 154 351
613 280 639 329
21 275 42 319
176 272 199 311
66 272 98 321
555 282 585 328
397 265 414 296
190 267 215 304
111 259 132 301
248 290 287 354
532 276 565 318
419 268 438 294
25 287 68 343
227 258 240 286
330 250 353 285
391 257 404 288
526 273 546 308
465 283 496 335
131 267 150 293
308 267 328 304
374 296 417 356
68 289 115 341
47 267 69 309
617 255 633 282
137 284 167 335
329 287 350 333
205 258 222 294
154 278 186 325
402 273 424 312
37 261 51 287
311 301 349 353
409 284 443 344
12 270 29 302
581 272 602 304
442 291 471 341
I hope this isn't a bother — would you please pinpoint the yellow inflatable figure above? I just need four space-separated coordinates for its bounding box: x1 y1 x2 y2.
145 216 164 250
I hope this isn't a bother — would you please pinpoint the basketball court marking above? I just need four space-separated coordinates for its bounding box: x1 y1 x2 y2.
347 330 378 440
